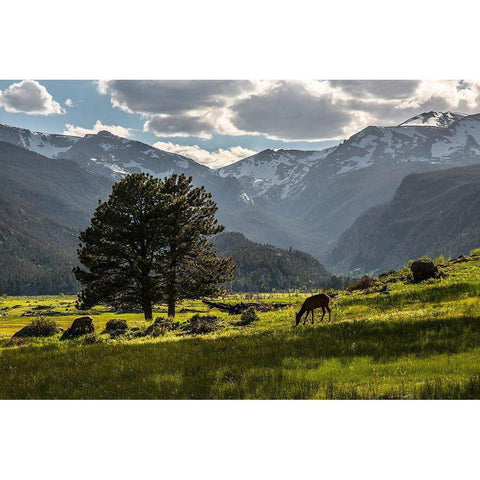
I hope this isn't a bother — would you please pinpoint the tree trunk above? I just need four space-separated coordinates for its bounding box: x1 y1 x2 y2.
167 294 176 318
143 302 153 321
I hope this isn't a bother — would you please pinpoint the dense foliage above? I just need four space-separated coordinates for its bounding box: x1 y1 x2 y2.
214 232 345 292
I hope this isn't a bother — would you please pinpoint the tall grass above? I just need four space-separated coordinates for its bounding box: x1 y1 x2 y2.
1 255 480 399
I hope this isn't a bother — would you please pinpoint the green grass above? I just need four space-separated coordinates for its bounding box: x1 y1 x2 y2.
1 253 480 399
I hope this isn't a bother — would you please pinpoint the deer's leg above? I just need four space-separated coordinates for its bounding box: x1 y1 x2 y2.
327 306 331 322
303 311 308 325
311 310 314 325
321 306 326 322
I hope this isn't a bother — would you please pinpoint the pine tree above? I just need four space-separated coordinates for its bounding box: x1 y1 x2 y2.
158 174 234 317
74 173 234 320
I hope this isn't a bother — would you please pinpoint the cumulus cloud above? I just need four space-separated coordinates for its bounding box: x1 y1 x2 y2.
0 80 64 115
152 141 255 168
63 120 132 138
97 79 480 142
98 80 256 115
144 114 215 139
230 81 358 140
329 80 420 100
65 98 74 107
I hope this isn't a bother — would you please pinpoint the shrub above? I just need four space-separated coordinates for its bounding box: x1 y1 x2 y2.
239 307 259 325
5 337 28 347
82 334 104 345
104 318 128 333
470 248 480 256
12 317 58 338
183 314 219 335
145 318 180 337
378 270 396 279
347 275 376 291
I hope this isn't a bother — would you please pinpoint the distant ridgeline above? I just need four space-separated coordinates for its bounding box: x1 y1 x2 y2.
214 232 342 292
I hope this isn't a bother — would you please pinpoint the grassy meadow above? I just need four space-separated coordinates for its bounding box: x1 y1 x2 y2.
1 252 480 399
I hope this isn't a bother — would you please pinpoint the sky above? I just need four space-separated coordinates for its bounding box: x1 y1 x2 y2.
1 80 480 168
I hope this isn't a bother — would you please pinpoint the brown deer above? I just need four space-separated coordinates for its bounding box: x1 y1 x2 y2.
295 293 331 326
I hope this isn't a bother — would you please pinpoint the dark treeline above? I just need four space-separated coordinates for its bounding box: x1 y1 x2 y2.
214 232 348 292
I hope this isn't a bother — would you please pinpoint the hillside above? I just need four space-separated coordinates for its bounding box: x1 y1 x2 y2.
325 164 480 274
0 141 112 294
0 140 334 294
214 232 333 292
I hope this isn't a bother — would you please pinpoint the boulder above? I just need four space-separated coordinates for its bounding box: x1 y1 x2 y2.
411 260 438 282
61 316 95 340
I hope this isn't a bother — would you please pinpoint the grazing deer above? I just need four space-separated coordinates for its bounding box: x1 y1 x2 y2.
295 293 331 326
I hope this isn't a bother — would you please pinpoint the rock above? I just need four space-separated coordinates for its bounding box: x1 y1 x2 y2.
411 260 438 282
61 316 95 340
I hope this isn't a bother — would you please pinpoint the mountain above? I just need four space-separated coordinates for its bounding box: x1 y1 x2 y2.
1 111 480 262
213 232 335 292
325 164 480 275
218 147 335 203
217 112 480 255
398 111 465 127
0 141 112 294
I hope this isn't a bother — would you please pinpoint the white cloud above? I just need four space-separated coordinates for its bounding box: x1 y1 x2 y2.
65 98 74 107
397 80 480 111
63 120 132 138
0 80 64 115
152 141 255 168
97 80 480 142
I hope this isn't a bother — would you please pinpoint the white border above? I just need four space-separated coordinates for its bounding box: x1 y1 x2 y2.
1 1 480 478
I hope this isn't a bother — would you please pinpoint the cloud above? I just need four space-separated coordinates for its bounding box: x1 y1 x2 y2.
97 79 480 142
63 120 132 138
98 80 256 115
0 80 64 115
230 81 358 140
144 114 215 139
396 80 480 111
329 80 420 100
65 98 74 107
152 141 255 168
98 80 264 138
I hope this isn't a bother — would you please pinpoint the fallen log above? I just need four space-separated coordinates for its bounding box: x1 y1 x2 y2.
202 300 290 315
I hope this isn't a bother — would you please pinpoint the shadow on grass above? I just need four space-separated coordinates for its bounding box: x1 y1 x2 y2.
339 281 479 311
2 313 480 399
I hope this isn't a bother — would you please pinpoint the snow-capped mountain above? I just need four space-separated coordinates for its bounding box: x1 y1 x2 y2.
0 124 248 212
1 111 480 260
217 147 336 201
296 112 480 245
0 123 80 158
0 124 208 179
398 111 465 128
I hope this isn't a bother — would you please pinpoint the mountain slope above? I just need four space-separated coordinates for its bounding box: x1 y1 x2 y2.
325 164 480 274
214 232 332 292
0 141 112 294
398 111 465 127
1 112 480 262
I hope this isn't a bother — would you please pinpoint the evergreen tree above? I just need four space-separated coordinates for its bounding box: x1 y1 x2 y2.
74 173 234 320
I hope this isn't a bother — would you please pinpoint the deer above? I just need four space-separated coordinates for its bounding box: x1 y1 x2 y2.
295 293 331 326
